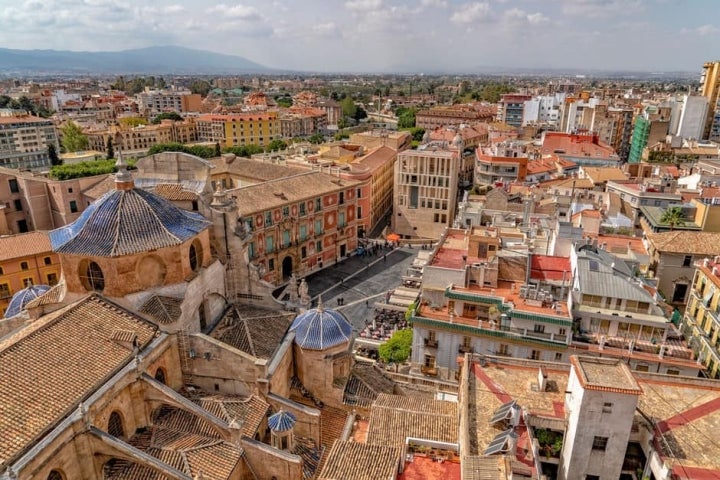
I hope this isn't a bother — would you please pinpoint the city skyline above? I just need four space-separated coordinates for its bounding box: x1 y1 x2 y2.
0 0 717 73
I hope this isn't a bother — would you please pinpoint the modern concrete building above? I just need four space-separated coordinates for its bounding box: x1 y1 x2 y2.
393 142 461 240
196 112 281 148
496 94 531 127
474 142 529 186
700 60 720 141
676 94 709 140
683 257 720 378
137 88 202 115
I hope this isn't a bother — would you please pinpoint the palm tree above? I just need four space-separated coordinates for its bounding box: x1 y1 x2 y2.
660 206 685 231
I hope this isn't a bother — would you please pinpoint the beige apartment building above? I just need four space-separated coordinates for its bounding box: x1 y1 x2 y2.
85 119 197 155
392 143 460 240
0 114 59 170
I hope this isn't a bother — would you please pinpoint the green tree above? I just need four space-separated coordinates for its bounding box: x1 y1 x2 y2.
408 127 425 142
152 112 183 124
396 107 417 129
308 133 325 144
276 95 293 108
378 329 412 366
341 97 357 119
353 105 367 122
660 206 685 231
190 80 211 96
47 143 61 166
119 117 147 128
106 137 114 160
223 144 264 157
49 158 137 181
60 121 89 153
266 139 288 152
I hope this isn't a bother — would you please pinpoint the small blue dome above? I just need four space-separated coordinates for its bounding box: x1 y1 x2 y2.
290 302 352 350
268 410 296 432
4 285 51 318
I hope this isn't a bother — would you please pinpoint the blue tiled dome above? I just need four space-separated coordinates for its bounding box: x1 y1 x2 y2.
49 188 210 257
290 302 352 350
268 410 296 432
4 285 51 318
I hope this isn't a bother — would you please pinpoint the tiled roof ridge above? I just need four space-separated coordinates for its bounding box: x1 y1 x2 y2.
238 309 257 357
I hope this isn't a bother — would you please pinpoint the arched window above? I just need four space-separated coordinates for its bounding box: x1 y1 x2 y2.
154 367 166 385
79 260 105 292
189 240 203 272
47 470 64 480
108 411 125 438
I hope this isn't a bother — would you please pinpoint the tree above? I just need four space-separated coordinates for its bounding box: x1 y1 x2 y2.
353 105 367 122
276 95 293 108
60 121 89 153
119 117 147 127
152 112 183 124
660 206 685 231
308 133 325 144
214 142 222 157
378 329 412 367
106 137 114 160
223 144 264 157
340 97 357 119
47 143 61 166
190 80 211 96
396 107 416 129
266 139 288 152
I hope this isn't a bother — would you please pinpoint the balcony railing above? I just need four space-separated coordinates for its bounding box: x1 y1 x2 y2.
424 338 438 348
421 366 438 376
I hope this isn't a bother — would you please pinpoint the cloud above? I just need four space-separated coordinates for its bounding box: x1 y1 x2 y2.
695 24 720 36
420 0 448 8
345 0 383 12
450 2 493 25
208 3 262 20
502 8 549 26
164 4 185 13
561 0 644 19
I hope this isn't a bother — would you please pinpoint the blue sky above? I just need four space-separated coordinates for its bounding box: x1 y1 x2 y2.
0 0 717 72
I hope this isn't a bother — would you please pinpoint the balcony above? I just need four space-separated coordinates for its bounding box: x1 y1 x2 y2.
421 365 438 376
424 338 438 348
458 345 474 354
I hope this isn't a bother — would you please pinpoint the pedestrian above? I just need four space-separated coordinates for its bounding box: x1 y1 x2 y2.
366 299 369 307
383 254 386 263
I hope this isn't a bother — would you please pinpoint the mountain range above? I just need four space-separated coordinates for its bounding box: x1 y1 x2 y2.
0 46 273 75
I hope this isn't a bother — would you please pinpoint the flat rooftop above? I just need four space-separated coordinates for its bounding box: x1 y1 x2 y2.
571 356 643 395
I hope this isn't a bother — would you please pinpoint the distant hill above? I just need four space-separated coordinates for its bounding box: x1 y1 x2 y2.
0 46 273 74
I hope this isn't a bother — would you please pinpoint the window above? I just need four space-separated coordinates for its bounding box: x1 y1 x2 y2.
356 188 361 198
586 476 600 480
266 235 274 253
559 328 566 336
265 211 273 226
533 324 545 333
424 354 435 368
198 303 207 330
47 470 65 480
339 191 345 204
338 211 346 228
666 369 680 375
316 240 322 253
69 200 78 213
8 179 19 193
530 350 540 360
498 344 509 355
0 266 3 275
0 283 10 299
602 402 613 413
283 206 290 218
315 219 323 236
154 368 166 385
268 258 275 271
23 277 33 287
555 352 563 361
20 261 29 270
683 255 693 267
17 220 28 233
108 411 125 438
299 224 307 241
13 199 22 211
299 202 306 216
591 436 608 451
301 246 307 259
67 187 73 193
282 230 291 247
44 256 52 266
189 242 201 271
315 198 322 211
248 242 256 259
47 272 58 285
80 261 105 292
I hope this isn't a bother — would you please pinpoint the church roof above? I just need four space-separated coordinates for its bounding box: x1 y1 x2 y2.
4 284 51 318
268 410 296 432
290 304 352 350
49 188 210 257
0 295 157 468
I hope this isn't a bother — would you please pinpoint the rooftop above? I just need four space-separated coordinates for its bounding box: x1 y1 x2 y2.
646 231 720 256
0 231 53 262
211 306 295 360
366 393 458 449
0 295 157 468
317 440 401 480
570 356 643 395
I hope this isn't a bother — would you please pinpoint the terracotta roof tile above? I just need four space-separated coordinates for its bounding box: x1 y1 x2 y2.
646 231 720 256
0 295 157 468
318 440 401 480
0 231 53 262
211 306 294 360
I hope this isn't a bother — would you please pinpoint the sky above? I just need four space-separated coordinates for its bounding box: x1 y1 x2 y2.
0 0 718 73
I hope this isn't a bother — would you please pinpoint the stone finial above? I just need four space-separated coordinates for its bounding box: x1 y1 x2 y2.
211 182 229 207
114 148 134 189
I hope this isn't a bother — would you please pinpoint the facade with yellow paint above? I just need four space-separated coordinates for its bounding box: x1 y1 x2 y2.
0 231 61 316
683 258 720 378
196 112 281 148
